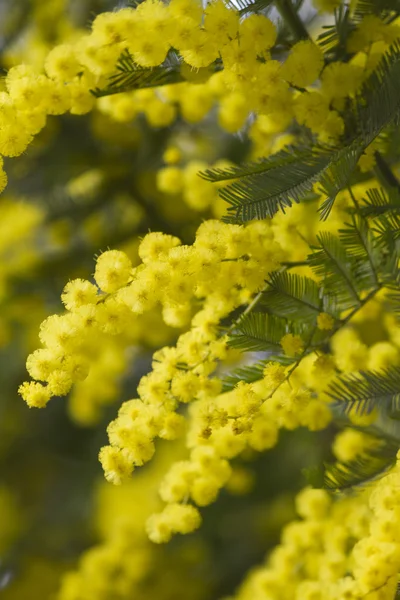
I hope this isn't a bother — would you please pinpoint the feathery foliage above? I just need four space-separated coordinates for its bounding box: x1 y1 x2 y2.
317 4 354 59
324 442 398 491
202 42 400 223
259 270 324 321
228 312 292 354
92 49 184 98
308 232 362 310
327 367 400 417
353 0 400 20
208 149 338 223
221 361 268 392
359 186 400 216
226 211 394 379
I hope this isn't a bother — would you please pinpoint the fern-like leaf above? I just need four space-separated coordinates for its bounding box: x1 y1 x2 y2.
356 41 400 144
308 232 362 311
372 211 400 247
218 150 332 222
228 312 294 354
221 361 267 392
328 367 400 416
317 4 354 59
360 186 400 216
92 49 184 98
324 442 397 491
200 146 313 184
354 0 400 20
203 140 364 223
318 143 363 219
339 215 381 289
259 270 326 321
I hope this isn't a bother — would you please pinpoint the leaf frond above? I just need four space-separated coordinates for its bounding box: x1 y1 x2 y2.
228 312 296 355
308 232 362 311
92 49 184 98
354 0 400 20
208 42 400 224
339 214 381 289
317 5 354 58
355 41 400 144
259 270 324 321
324 442 397 491
200 147 314 183
327 367 400 416
318 143 363 219
219 150 331 222
360 186 400 216
221 361 267 392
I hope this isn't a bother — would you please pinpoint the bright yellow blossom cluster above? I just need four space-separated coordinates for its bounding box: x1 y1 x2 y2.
19 175 400 544
6 1 400 598
2 0 400 198
233 486 374 600
19 220 281 404
233 453 400 600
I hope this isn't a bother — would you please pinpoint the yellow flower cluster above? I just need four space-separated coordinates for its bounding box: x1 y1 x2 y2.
233 453 400 600
57 445 211 600
19 213 344 542
3 0 399 197
20 183 400 542
233 486 375 600
18 220 280 413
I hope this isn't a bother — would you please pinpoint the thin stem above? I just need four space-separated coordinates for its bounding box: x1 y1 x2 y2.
275 0 310 42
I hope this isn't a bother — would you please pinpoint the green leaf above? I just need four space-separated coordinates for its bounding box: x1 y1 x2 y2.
221 361 267 392
354 0 400 20
200 146 312 184
339 214 381 289
228 312 292 354
324 442 397 491
327 367 400 416
92 49 184 98
385 287 400 316
317 4 354 59
202 140 364 223
259 270 325 321
216 149 332 223
355 41 400 145
308 232 362 311
360 186 400 217
371 211 400 248
317 143 363 219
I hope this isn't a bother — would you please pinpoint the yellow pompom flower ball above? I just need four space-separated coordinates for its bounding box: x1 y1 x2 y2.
61 279 99 311
98 446 134 485
18 381 51 408
94 250 133 293
282 40 324 88
317 312 335 331
280 333 304 357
